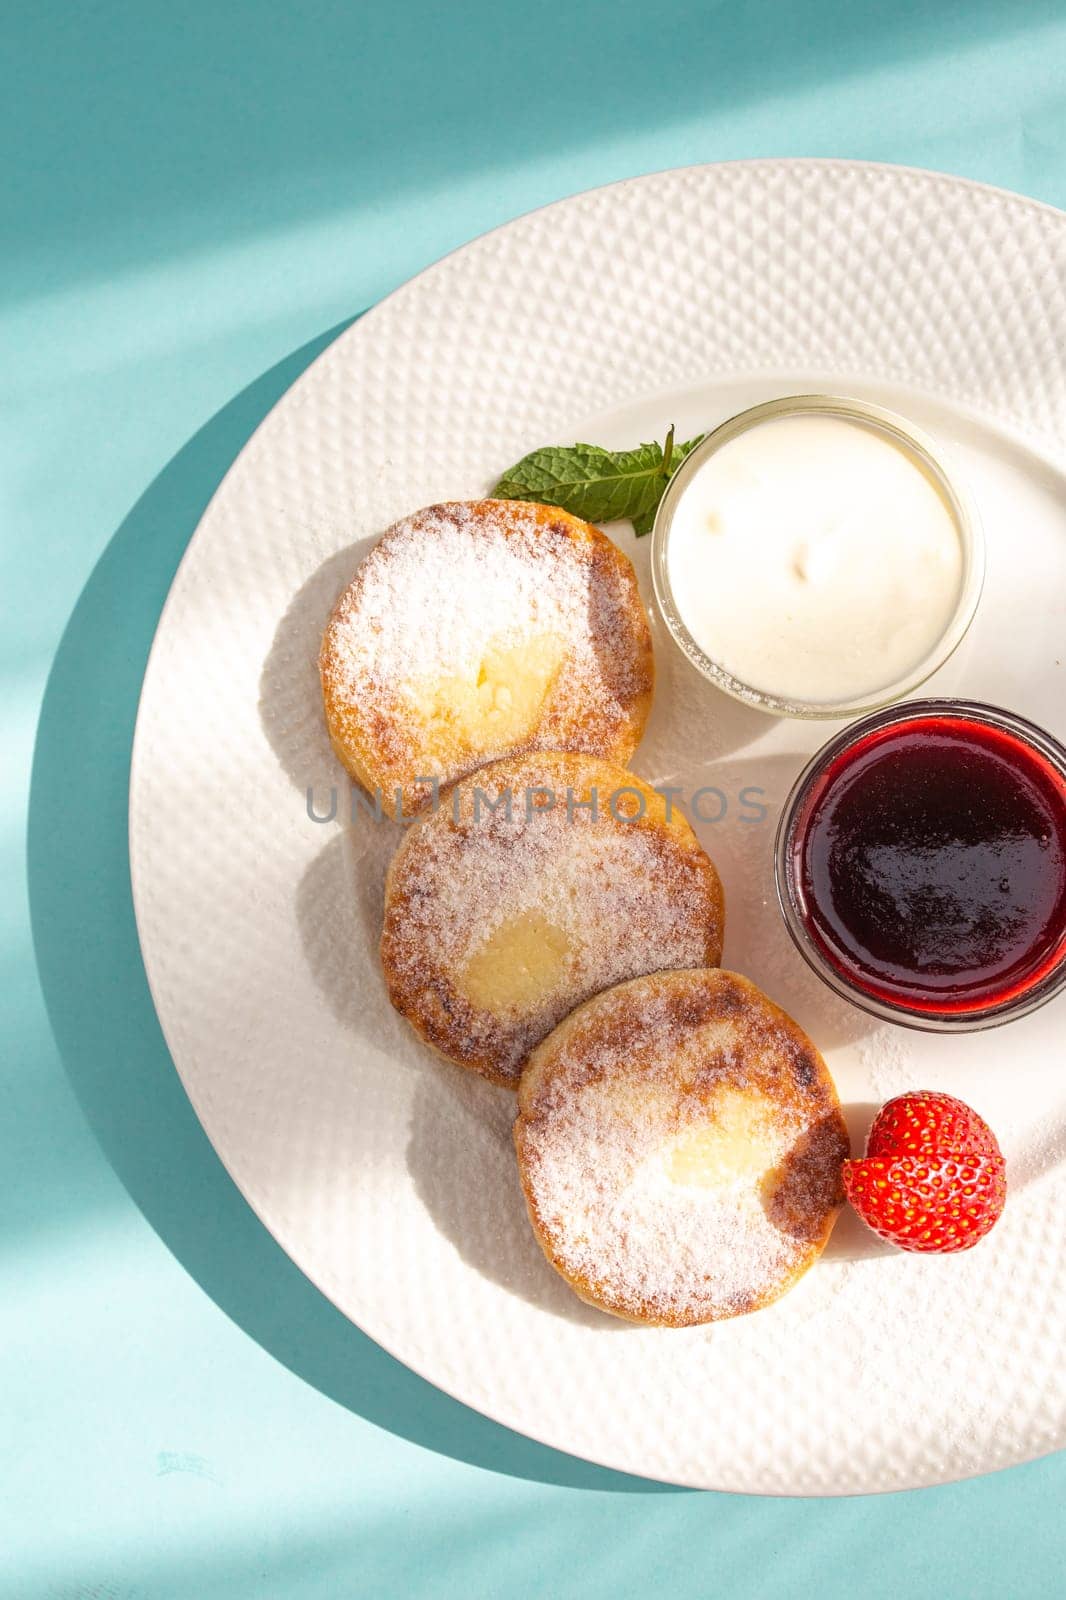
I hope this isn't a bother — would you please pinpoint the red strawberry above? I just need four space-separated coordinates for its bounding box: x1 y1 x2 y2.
866 1091 1001 1162
844 1152 1006 1253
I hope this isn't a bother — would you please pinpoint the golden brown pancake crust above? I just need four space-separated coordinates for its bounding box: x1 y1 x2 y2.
381 752 724 1086
515 969 848 1325
320 500 654 813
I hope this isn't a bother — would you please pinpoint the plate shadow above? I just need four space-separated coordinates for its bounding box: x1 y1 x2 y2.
26 321 674 1494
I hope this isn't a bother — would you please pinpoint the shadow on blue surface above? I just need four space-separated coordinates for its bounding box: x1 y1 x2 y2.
26 321 677 1494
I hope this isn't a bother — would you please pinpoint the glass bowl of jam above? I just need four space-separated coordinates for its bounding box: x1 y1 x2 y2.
776 700 1066 1029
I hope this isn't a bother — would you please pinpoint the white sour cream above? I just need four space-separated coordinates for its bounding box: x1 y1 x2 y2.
665 413 964 706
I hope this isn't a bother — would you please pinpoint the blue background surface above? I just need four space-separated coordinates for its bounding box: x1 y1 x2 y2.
7 4 1066 1594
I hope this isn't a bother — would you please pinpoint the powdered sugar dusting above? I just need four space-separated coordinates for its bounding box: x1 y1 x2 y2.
856 1025 915 1100
320 500 653 807
516 969 849 1324
381 752 724 1086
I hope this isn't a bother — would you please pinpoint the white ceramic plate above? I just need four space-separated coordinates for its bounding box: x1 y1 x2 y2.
131 161 1066 1494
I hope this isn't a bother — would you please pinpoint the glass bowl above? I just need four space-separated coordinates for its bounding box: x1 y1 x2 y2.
774 699 1066 1031
650 394 984 719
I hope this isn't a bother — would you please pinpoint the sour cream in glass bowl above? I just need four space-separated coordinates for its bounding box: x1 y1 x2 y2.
650 395 983 719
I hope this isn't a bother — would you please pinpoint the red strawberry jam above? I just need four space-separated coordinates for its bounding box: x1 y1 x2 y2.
782 702 1066 1020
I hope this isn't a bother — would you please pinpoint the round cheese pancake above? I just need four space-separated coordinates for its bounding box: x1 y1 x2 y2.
381 752 724 1087
321 500 654 814
515 969 849 1325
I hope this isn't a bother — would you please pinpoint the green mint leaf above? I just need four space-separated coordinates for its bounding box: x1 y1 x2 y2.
630 433 705 536
492 428 706 535
493 439 666 525
673 433 705 469
631 504 658 538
